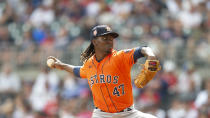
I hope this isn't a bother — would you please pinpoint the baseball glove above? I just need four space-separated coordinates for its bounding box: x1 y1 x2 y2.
134 60 161 88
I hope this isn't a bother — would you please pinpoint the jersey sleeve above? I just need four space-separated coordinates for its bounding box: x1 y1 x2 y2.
73 63 88 79
120 47 144 66
73 66 81 77
79 64 88 78
121 49 135 66
133 46 145 62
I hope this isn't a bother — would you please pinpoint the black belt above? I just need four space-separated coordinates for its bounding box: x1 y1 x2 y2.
95 107 132 112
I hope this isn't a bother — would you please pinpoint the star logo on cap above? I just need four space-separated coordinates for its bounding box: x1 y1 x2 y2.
93 30 97 36
106 26 111 32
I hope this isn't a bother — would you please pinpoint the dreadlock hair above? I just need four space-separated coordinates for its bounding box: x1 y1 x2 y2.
80 42 95 63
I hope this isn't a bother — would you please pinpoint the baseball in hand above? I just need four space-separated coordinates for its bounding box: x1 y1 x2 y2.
47 59 55 68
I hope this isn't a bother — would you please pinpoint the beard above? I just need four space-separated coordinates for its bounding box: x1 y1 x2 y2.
105 46 113 54
106 49 112 54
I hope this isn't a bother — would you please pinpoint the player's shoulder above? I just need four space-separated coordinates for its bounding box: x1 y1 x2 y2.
83 56 94 65
115 49 134 55
122 49 134 53
110 49 134 59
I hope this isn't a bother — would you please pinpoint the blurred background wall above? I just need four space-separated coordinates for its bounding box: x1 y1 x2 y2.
0 0 209 118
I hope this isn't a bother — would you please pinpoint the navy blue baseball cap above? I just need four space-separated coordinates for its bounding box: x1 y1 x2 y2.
90 25 119 40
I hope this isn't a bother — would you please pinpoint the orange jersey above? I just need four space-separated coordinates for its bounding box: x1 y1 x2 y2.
76 48 142 113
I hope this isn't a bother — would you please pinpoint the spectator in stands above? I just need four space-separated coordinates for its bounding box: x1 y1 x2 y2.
29 66 59 112
0 63 21 95
194 79 210 109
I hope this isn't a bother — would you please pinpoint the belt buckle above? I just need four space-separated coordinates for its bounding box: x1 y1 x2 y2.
95 107 132 112
127 107 132 111
119 107 132 112
95 107 105 112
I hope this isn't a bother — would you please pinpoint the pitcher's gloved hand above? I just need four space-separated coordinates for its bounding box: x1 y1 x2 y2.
134 60 161 88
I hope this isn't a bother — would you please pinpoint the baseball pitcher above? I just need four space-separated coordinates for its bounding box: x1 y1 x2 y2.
47 25 160 118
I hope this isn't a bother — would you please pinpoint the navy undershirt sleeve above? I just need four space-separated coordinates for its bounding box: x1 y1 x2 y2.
73 66 81 77
133 46 145 62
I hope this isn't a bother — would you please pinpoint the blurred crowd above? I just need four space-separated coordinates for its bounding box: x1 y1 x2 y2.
0 0 210 118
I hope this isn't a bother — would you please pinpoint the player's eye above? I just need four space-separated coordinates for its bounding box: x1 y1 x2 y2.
99 36 112 41
100 37 107 41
